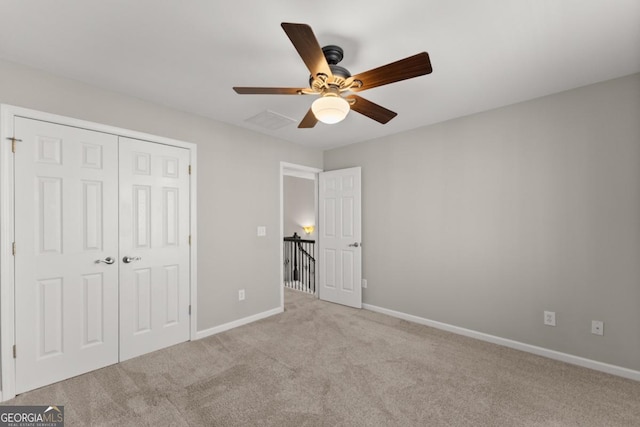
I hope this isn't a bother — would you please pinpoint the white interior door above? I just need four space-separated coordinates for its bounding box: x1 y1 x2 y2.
14 118 119 393
118 137 191 361
319 167 362 308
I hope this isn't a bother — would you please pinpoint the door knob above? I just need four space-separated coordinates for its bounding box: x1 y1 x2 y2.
95 256 115 265
348 242 360 248
123 256 142 264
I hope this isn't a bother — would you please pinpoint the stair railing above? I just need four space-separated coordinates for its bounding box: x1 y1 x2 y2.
283 232 316 294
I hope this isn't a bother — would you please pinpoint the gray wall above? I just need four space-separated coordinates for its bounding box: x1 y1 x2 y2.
0 59 323 331
283 176 316 239
324 73 640 371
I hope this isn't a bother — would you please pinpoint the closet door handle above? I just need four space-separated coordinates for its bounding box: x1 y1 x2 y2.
95 256 115 265
123 256 142 264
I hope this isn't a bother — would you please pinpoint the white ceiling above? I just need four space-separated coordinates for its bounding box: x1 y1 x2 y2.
0 1 639 149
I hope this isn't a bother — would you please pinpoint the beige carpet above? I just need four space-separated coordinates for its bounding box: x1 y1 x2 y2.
3 288 640 426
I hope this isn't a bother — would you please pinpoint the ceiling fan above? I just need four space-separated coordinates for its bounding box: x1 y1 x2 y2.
233 22 433 128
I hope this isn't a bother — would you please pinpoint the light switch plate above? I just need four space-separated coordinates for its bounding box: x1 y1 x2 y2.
257 226 266 237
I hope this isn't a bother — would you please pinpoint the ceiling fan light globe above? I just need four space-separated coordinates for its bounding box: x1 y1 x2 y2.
311 96 350 124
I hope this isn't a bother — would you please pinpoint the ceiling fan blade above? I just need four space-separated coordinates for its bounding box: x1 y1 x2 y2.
350 52 432 92
233 87 306 95
298 108 318 128
281 23 332 78
346 95 397 124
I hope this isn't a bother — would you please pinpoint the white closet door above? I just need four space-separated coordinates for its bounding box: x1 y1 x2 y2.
14 118 119 394
118 137 191 361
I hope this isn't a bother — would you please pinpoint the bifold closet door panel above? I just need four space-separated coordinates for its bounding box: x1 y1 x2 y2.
14 117 119 394
118 136 191 361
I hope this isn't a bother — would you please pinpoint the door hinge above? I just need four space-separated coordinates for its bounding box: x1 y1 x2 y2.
13 345 16 359
188 165 192 175
188 235 191 246
188 305 191 316
12 242 16 256
7 137 22 153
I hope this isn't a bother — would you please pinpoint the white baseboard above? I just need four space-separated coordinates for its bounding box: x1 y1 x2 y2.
195 307 283 340
363 303 640 382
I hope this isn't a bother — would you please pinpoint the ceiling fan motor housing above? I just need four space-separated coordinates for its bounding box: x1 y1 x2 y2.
309 45 351 87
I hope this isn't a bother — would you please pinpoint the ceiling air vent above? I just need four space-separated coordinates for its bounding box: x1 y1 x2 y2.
245 110 296 130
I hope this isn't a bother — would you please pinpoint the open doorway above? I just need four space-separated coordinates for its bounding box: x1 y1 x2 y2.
280 162 322 309
279 163 363 310
283 174 316 294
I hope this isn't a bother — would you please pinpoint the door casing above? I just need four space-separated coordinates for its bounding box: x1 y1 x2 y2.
0 105 198 401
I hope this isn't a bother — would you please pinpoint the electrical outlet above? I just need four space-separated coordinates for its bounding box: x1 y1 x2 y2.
238 289 245 301
362 279 367 288
591 320 604 336
257 226 266 237
544 311 556 326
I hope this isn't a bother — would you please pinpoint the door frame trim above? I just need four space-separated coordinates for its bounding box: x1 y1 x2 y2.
0 105 198 401
279 162 322 309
